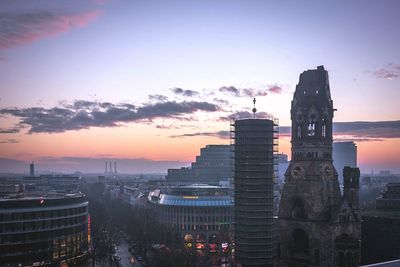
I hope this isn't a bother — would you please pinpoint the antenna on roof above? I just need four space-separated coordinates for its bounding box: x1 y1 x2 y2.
252 98 257 119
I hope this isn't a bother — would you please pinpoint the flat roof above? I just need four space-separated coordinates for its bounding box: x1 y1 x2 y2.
156 194 233 207
0 192 84 201
178 184 221 189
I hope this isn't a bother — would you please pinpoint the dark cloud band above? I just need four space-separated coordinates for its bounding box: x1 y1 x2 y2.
0 100 220 134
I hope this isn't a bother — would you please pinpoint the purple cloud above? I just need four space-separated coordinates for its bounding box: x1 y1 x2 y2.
0 138 19 144
0 99 220 134
169 130 230 139
219 86 240 97
268 85 283 94
171 88 199 97
373 64 400 80
219 111 273 121
219 85 283 97
0 10 101 51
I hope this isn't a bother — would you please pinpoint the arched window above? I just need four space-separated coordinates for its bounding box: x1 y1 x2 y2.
308 121 315 136
291 198 307 219
322 123 326 137
297 125 302 138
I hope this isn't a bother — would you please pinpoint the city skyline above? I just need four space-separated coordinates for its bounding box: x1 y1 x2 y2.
0 0 399 173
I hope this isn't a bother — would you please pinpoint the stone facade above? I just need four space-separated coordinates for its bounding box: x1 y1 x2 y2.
278 66 361 267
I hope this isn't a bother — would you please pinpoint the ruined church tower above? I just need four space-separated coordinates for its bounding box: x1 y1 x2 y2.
278 66 361 267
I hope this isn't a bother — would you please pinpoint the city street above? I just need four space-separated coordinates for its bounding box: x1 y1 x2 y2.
114 236 142 267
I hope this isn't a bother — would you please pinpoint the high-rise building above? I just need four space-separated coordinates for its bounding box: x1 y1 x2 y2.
166 145 231 184
333 141 357 183
278 66 361 266
29 162 34 177
233 117 278 266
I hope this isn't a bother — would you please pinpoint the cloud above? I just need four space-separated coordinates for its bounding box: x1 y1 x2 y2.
170 130 230 139
171 121 400 141
219 85 283 97
0 100 220 134
373 64 400 80
149 94 168 101
155 124 179 130
0 10 101 51
0 126 22 133
219 111 273 121
241 88 269 97
219 86 240 97
333 137 384 142
268 85 283 94
333 121 400 139
0 139 19 144
171 88 199 97
279 121 400 140
213 98 230 105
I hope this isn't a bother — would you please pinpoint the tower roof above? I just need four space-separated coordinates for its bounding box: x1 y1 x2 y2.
293 65 332 105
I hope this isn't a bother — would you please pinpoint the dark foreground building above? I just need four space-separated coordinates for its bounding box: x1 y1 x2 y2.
233 118 278 266
278 66 361 266
0 192 89 266
362 183 400 265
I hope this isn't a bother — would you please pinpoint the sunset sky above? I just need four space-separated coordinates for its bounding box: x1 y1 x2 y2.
0 0 399 174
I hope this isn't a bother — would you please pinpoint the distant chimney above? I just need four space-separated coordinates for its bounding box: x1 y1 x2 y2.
29 162 35 177
109 161 112 174
114 161 117 174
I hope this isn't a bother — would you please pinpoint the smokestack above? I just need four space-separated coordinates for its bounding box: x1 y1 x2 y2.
30 161 35 177
114 161 117 174
105 161 107 173
109 161 112 174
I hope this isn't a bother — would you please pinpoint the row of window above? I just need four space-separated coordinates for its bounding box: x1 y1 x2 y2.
0 206 87 222
292 152 332 160
165 215 231 224
172 223 229 231
52 234 88 259
0 225 87 244
0 215 87 233
164 206 231 214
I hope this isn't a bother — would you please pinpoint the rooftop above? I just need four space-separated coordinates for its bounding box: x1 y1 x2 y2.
0 191 84 202
151 194 233 207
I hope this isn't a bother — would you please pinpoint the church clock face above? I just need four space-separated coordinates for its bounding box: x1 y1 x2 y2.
291 165 304 179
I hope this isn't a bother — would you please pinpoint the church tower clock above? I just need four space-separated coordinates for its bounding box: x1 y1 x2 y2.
278 66 361 267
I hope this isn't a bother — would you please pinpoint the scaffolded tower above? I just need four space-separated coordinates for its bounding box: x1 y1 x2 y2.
232 109 278 267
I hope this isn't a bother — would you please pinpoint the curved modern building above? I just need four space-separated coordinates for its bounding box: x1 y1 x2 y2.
148 184 233 251
0 192 89 266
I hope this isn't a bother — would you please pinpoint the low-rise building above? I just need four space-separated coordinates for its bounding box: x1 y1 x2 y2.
147 184 233 252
